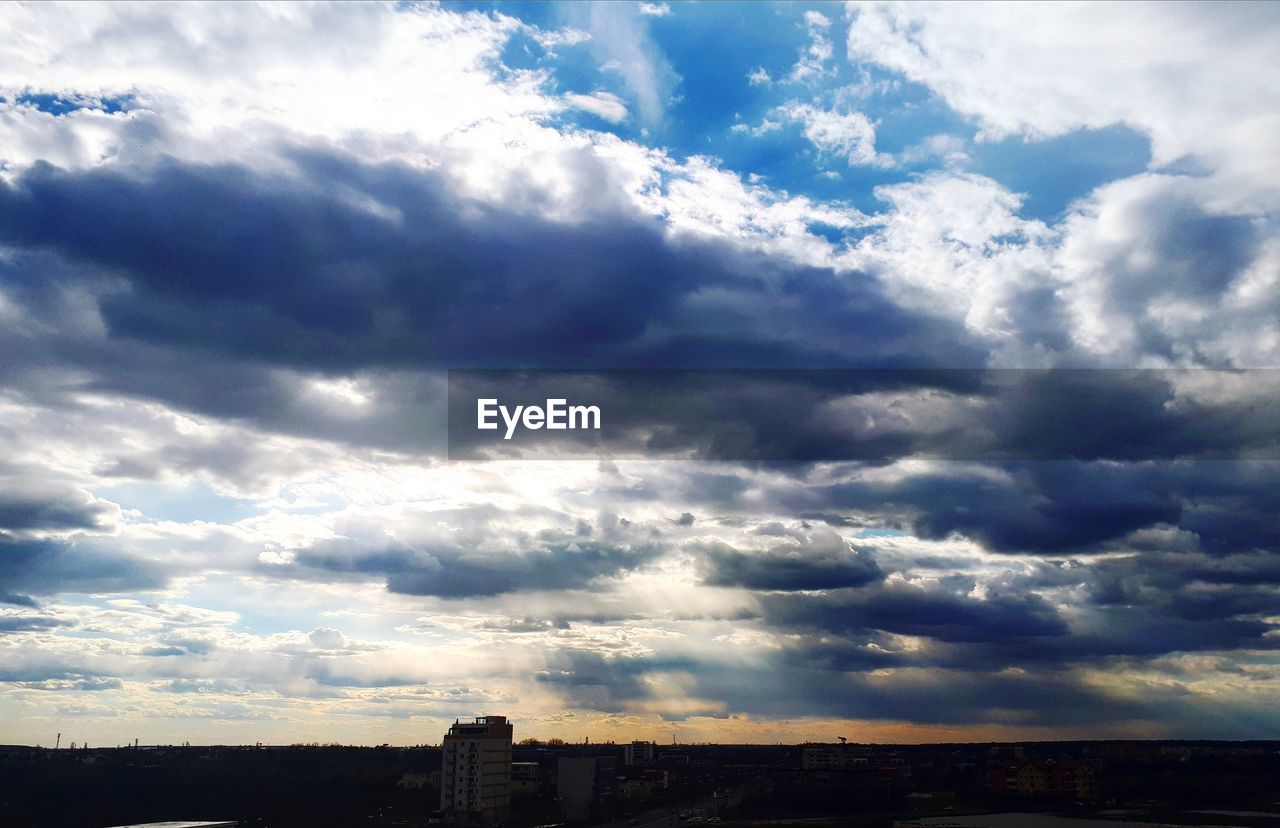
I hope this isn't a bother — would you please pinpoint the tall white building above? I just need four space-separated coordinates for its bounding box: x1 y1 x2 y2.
441 715 513 825
624 740 656 765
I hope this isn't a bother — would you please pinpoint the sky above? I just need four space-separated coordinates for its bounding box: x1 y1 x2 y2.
1 0 1280 747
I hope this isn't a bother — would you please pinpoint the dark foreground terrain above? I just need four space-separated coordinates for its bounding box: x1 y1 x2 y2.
1 741 1278 828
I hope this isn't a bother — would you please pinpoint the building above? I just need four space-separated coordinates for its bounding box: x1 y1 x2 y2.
802 744 868 771
511 761 540 797
441 715 513 825
985 759 1098 799
398 772 433 790
617 777 656 802
624 740 656 766
557 755 617 822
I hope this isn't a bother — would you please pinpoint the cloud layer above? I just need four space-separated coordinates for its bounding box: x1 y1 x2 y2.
0 1 1278 745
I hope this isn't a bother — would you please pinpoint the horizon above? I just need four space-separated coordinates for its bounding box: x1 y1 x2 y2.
10 736 1280 750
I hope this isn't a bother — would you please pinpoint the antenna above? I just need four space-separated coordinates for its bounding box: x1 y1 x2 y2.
56 733 61 750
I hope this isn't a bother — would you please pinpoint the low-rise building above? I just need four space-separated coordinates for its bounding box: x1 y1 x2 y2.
398 771 434 790
511 761 540 796
802 744 868 771
618 776 658 802
985 759 1097 799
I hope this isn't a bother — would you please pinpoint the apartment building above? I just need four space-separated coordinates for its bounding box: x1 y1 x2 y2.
441 715 513 825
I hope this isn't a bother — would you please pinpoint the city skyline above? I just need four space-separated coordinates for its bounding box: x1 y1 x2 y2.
2 1 1280 748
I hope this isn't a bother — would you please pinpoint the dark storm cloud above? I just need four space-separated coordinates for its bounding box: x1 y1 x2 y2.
0 487 116 533
0 255 450 457
751 459 1280 558
697 540 883 590
0 151 993 466
529 579 1272 729
775 637 906 672
904 463 1183 552
978 370 1280 461
1181 552 1280 585
0 537 166 598
3 157 1277 469
759 581 1068 643
917 611 1277 673
447 368 1280 461
701 664 1166 726
740 549 1278 674
771 462 1182 554
536 649 701 715
293 537 662 598
1127 469 1273 554
532 647 1164 728
0 153 980 376
0 614 72 633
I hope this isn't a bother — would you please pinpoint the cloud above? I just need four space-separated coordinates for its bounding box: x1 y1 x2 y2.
0 537 166 598
842 171 1062 358
17 675 122 692
1057 174 1271 363
761 579 1068 643
730 117 782 137
291 512 664 599
0 2 555 169
789 10 836 84
0 485 119 533
845 1 1280 199
564 91 630 123
698 534 884 591
571 2 676 125
0 1 1278 742
773 463 1176 555
0 154 986 450
779 102 891 167
0 156 835 369
843 1 1280 367
447 368 1280 463
307 627 347 650
0 613 71 633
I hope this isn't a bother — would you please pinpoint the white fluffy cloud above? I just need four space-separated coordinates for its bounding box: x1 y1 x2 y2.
844 0 1280 366
564 90 630 123
842 172 1057 358
789 9 836 84
779 101 891 167
846 1 1280 203
0 2 552 170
